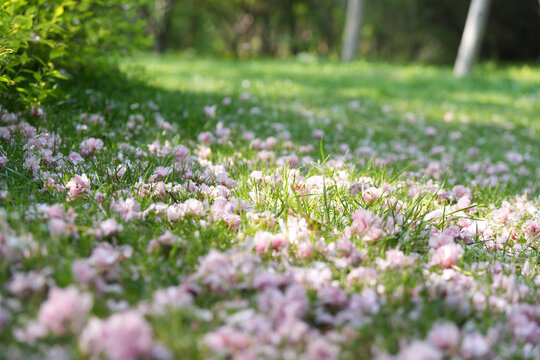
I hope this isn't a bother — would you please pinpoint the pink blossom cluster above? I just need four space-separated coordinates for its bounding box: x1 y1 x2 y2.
72 243 132 293
65 174 91 201
80 311 170 360
14 286 92 342
344 208 388 242
79 137 104 157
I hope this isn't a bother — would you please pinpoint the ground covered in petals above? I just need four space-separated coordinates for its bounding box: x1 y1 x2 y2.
1 57 539 359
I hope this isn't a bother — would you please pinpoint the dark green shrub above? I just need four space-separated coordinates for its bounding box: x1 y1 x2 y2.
0 0 150 106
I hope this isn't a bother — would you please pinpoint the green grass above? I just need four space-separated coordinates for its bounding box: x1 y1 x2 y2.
121 55 540 195
0 55 538 359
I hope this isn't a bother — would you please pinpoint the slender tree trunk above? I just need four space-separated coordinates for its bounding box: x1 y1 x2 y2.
341 0 366 62
153 0 175 53
261 10 273 55
285 0 299 55
158 7 174 53
184 1 200 49
454 0 492 77
317 0 336 55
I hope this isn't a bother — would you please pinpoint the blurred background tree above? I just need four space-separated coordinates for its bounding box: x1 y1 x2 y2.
142 0 540 63
341 0 366 62
141 0 344 57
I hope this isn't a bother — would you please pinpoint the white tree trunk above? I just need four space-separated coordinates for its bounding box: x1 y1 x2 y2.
454 0 492 77
341 0 366 62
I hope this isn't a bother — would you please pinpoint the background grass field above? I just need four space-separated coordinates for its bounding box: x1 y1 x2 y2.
121 55 540 193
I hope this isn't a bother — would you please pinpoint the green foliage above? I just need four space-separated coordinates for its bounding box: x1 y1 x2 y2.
0 0 150 106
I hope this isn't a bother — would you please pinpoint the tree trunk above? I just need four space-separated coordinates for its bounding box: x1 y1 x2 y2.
453 0 492 77
260 10 274 56
283 0 299 55
184 1 200 49
153 0 175 53
317 0 337 55
341 0 366 62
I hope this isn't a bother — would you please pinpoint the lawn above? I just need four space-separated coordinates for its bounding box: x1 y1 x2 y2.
123 55 540 197
0 55 539 359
